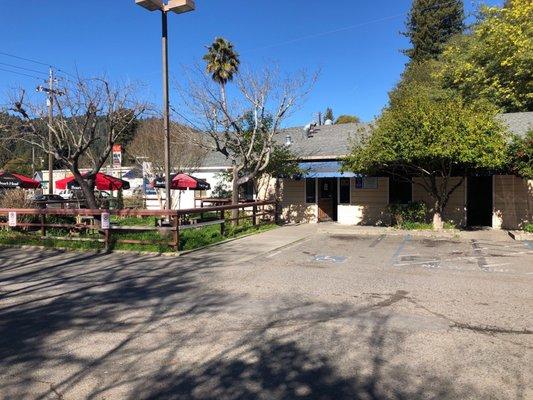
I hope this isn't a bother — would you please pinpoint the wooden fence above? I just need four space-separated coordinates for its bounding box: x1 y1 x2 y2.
0 200 277 252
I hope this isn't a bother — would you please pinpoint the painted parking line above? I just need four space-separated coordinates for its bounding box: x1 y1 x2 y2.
390 234 411 266
369 234 386 248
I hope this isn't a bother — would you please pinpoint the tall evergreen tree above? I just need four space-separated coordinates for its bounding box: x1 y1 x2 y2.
324 107 334 122
402 0 464 62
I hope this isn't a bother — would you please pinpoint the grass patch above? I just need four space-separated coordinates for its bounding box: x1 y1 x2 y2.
524 223 533 233
110 216 158 226
0 221 277 253
396 221 456 230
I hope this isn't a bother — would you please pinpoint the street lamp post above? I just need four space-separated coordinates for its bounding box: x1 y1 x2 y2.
135 0 195 210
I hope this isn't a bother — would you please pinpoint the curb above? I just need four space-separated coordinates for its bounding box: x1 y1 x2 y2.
508 230 533 241
177 225 279 256
0 225 279 258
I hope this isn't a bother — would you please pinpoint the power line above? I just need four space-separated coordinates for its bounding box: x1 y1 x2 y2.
0 66 45 81
242 0 462 53
0 51 51 67
0 61 48 76
0 50 78 80
242 13 405 53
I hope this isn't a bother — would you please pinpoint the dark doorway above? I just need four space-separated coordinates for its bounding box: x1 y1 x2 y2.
467 176 493 227
389 177 412 205
318 178 337 222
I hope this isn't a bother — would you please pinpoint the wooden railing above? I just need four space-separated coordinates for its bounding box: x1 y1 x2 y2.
0 200 277 252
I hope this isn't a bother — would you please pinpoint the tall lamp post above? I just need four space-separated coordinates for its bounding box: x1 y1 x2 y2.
135 0 195 210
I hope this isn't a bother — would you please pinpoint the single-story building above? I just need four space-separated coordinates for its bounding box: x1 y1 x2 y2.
274 112 532 229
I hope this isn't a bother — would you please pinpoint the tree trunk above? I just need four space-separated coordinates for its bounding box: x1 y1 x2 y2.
231 167 239 225
433 200 444 230
71 170 98 210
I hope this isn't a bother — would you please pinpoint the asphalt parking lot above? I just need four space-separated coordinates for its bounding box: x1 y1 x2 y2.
0 224 531 399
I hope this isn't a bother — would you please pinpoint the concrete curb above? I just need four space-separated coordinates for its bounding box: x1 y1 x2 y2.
177 225 279 256
318 226 461 240
0 225 280 258
508 230 533 241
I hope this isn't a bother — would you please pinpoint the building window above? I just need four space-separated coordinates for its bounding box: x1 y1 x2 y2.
194 190 207 199
389 177 412 204
305 178 316 203
355 177 378 189
339 178 350 204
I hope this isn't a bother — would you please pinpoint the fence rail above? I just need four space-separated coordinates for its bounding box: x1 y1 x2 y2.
0 200 277 252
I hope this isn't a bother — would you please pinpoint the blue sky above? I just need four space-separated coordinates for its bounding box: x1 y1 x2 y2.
0 0 502 126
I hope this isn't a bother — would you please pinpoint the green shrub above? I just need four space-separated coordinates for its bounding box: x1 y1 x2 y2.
123 194 144 209
401 221 433 230
389 201 428 226
524 223 533 233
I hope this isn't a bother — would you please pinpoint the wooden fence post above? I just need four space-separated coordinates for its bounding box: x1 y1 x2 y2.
172 214 179 252
275 200 281 225
252 205 257 226
40 213 46 237
104 228 110 252
220 209 225 236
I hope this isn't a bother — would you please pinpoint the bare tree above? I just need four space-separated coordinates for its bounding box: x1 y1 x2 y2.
127 118 207 176
127 118 208 208
182 66 315 220
9 77 145 209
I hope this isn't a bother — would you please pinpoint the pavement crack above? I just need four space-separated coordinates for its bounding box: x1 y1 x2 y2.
450 322 532 335
35 379 64 400
407 299 532 336
370 290 409 309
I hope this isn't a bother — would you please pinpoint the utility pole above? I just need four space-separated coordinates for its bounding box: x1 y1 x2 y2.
36 68 62 195
162 10 171 210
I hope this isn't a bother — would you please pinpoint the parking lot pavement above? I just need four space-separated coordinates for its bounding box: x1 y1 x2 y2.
0 225 531 399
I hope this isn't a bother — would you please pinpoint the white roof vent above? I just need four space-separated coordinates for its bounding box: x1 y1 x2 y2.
285 134 292 146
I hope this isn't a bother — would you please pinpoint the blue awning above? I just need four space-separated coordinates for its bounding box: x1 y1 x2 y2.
299 161 360 178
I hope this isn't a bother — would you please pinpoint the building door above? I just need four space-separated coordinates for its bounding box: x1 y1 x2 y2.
318 178 337 221
467 176 493 227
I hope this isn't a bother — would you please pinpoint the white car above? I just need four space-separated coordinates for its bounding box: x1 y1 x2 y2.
58 189 74 200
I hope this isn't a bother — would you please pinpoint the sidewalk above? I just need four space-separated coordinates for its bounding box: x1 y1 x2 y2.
317 222 514 242
184 223 317 263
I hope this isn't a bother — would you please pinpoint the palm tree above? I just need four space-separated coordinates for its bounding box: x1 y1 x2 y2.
203 37 240 107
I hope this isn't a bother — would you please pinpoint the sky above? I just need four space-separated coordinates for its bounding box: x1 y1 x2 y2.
0 0 503 127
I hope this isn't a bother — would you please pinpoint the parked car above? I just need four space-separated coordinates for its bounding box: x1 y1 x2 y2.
30 194 67 209
58 189 74 200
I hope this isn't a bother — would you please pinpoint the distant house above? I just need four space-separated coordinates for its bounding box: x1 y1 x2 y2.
273 112 532 229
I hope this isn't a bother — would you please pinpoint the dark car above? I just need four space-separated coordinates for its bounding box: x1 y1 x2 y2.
31 194 68 208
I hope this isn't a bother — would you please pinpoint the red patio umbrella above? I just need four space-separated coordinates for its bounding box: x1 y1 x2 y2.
55 172 130 191
151 173 210 191
0 171 41 189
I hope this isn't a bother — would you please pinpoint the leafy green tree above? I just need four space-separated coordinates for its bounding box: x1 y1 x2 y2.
203 37 240 107
343 85 508 229
335 115 360 124
507 131 533 179
324 107 334 123
402 0 464 62
388 59 441 108
3 157 33 176
439 0 533 112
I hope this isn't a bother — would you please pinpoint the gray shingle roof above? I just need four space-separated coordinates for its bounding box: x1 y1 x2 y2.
200 112 533 167
201 150 233 168
277 122 370 160
499 112 533 138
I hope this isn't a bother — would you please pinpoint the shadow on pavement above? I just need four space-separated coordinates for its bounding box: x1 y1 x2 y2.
0 247 494 399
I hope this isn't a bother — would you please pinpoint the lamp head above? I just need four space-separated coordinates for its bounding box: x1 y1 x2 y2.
135 0 163 11
165 0 195 13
